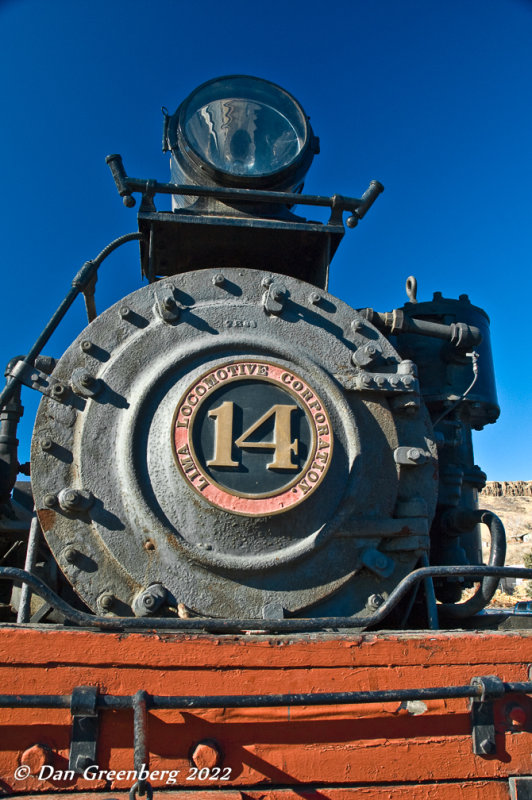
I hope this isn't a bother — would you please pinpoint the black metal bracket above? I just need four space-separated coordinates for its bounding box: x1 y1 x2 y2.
470 675 505 756
6 359 69 402
69 685 100 774
509 777 532 799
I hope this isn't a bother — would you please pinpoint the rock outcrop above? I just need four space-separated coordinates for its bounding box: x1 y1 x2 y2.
481 481 532 497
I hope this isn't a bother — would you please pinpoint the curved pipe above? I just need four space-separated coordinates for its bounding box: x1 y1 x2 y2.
0 562 524 633
0 232 143 412
439 510 506 618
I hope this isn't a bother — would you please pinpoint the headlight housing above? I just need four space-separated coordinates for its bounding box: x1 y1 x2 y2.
167 75 318 203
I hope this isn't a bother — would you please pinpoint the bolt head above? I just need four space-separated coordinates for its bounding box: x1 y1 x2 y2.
63 546 79 565
43 493 57 508
99 592 115 612
407 448 421 461
368 593 385 610
41 438 53 452
309 292 321 305
143 594 157 609
21 744 52 774
261 276 273 288
80 340 92 352
80 373 94 387
508 705 527 728
375 555 388 570
351 319 363 332
212 273 225 286
119 306 131 319
51 384 65 397
191 740 222 769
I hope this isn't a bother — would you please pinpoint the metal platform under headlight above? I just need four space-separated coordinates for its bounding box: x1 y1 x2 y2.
138 210 344 288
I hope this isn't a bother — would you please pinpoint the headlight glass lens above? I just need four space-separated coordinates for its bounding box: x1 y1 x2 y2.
181 76 308 179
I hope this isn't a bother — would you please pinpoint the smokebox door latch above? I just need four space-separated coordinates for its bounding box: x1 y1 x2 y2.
68 685 100 774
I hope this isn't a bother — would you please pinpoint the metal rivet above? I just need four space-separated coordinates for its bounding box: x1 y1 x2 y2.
43 493 57 508
212 273 225 286
80 340 93 353
51 384 65 398
40 438 53 452
98 592 115 612
351 319 363 332
63 547 79 565
309 292 321 305
119 306 131 319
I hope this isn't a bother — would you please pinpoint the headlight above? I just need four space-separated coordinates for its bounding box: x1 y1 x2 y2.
167 75 318 197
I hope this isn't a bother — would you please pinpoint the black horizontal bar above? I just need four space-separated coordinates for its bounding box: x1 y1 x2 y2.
1 680 531 712
105 154 383 215
1 565 531 634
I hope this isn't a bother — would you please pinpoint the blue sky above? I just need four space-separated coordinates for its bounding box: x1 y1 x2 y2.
0 0 530 480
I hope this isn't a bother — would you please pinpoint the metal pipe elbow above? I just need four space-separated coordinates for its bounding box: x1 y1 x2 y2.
439 510 506 619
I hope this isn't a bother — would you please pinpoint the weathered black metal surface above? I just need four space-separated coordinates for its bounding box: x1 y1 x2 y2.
28 267 438 620
68 686 100 774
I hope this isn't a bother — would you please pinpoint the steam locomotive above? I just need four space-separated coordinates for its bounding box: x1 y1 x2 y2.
1 76 531 799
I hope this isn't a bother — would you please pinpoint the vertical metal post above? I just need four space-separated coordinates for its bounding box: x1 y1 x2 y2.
17 514 41 623
132 690 150 797
420 552 439 629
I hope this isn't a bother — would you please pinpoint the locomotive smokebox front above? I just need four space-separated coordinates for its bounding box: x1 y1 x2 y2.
30 268 438 620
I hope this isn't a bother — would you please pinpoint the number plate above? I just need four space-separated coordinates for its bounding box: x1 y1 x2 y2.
173 360 333 515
